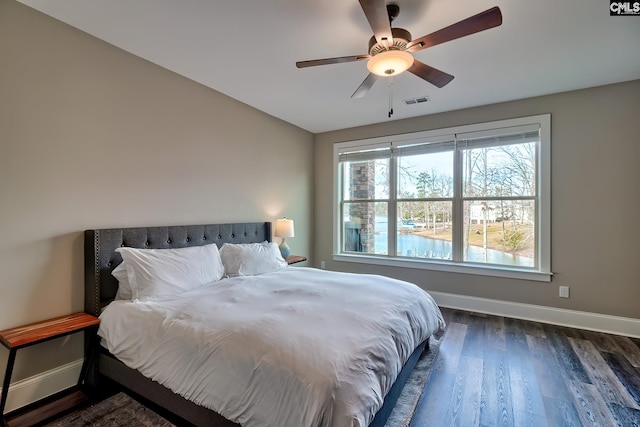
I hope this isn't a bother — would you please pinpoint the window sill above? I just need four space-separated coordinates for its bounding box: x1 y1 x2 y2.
332 254 552 282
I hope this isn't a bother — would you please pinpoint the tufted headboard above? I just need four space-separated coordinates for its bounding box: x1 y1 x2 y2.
84 222 271 317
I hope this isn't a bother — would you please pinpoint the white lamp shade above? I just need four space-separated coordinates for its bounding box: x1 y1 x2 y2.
366 50 414 77
274 218 295 238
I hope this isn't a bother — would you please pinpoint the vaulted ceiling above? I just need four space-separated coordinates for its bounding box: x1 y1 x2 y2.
18 0 640 133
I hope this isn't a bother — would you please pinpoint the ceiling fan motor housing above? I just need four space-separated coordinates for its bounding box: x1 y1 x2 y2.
368 28 412 55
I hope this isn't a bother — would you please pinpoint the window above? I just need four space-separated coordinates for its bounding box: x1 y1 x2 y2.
333 115 551 281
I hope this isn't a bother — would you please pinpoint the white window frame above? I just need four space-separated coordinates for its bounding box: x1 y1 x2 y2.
332 114 552 282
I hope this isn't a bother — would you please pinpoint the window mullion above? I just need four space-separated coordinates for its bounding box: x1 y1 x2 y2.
389 155 398 257
534 141 540 271
337 162 344 254
452 139 463 262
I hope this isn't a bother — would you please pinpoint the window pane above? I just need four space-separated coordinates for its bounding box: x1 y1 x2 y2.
343 202 388 255
462 143 536 198
397 201 452 260
397 151 453 199
342 159 389 200
463 200 535 267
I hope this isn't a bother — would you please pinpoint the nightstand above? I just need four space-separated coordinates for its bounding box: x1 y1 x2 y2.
285 255 307 265
0 312 99 426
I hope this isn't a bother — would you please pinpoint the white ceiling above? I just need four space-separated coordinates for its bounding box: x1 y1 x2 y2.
18 0 640 133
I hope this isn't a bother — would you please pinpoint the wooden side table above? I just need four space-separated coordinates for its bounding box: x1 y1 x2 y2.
0 312 99 426
285 255 307 265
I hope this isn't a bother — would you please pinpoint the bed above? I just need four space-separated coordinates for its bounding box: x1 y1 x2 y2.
84 222 444 427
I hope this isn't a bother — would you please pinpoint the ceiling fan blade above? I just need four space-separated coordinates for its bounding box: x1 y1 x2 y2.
359 0 393 44
351 73 379 98
296 55 370 68
408 60 454 88
407 6 502 52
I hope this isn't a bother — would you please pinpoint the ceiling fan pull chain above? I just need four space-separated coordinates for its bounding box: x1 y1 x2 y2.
388 76 394 118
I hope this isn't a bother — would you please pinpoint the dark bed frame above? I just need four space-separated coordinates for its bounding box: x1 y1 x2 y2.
84 222 427 427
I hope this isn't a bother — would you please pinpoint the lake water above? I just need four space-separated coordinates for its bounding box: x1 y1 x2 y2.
370 217 533 267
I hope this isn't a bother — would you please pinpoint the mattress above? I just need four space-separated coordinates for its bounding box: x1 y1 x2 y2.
98 267 444 427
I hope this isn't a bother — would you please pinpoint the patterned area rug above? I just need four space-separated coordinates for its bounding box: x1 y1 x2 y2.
385 335 441 427
46 337 440 427
44 391 175 427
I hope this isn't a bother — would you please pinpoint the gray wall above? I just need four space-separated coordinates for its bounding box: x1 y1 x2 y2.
314 79 640 320
0 0 313 385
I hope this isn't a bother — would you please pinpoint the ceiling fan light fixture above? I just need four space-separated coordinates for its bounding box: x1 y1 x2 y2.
367 50 414 77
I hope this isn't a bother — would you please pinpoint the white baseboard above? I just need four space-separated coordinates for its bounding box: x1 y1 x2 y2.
0 359 83 413
429 291 640 338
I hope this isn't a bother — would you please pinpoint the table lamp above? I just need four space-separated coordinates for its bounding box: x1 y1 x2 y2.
274 218 295 259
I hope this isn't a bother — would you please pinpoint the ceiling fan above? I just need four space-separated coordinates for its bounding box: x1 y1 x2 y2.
296 1 503 99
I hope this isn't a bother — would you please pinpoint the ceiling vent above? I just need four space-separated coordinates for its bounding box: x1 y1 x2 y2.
403 95 431 105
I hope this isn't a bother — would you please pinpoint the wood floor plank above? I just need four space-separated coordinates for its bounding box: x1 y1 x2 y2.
569 337 640 410
559 325 589 339
607 402 640 427
505 318 548 425
614 336 640 368
479 348 514 427
583 330 640 368
450 356 484 426
410 368 456 427
461 313 486 359
542 397 583 427
566 380 619 426
433 322 467 374
542 323 592 384
526 335 573 402
512 409 549 427
523 320 546 339
504 317 529 357
483 312 506 351
508 355 548 426
450 309 470 324
600 351 640 407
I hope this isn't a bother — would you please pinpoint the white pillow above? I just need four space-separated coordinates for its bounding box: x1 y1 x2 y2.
220 242 288 277
111 262 132 301
115 244 225 301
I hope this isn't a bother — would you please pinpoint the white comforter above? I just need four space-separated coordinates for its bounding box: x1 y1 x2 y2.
98 267 444 427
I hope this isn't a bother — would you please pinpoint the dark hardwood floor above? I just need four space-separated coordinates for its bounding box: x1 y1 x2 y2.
411 307 640 427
